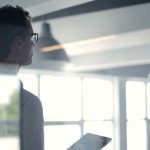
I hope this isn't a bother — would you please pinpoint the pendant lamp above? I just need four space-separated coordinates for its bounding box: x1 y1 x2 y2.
34 22 70 62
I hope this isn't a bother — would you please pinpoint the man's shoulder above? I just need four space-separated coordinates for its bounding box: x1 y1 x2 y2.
22 88 39 100
21 88 42 109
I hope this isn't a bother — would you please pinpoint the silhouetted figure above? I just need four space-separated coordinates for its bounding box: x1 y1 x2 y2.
0 5 44 150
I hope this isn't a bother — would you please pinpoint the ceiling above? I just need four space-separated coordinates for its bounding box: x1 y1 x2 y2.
0 0 51 8
0 0 150 77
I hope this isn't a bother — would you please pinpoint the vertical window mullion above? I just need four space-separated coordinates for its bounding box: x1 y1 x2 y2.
146 82 150 150
80 77 84 136
113 78 127 150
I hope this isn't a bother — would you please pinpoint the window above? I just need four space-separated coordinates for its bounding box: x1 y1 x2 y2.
40 75 82 150
126 81 147 150
127 120 147 150
0 75 20 150
83 78 113 120
44 125 80 150
17 73 38 96
40 76 114 150
19 73 113 150
82 77 113 150
126 81 146 119
19 72 150 150
40 75 82 121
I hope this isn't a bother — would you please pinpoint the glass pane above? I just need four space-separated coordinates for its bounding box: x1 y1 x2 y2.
147 83 150 118
17 73 38 96
84 121 112 138
126 81 146 119
40 75 82 121
0 75 20 150
84 121 113 150
83 78 113 120
44 125 80 150
127 120 147 150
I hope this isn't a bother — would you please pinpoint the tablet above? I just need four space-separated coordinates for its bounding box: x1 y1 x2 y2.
67 133 112 150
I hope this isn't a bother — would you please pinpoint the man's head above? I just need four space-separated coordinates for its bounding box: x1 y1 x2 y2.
0 5 38 65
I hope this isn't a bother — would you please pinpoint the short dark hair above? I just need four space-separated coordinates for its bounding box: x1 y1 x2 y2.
0 5 31 60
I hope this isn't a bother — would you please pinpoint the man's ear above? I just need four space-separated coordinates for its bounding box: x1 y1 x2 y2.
12 36 23 50
5 36 23 63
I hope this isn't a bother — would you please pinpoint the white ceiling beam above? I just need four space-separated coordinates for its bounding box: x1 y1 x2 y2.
69 43 150 71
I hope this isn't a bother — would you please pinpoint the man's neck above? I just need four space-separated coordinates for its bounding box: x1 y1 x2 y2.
0 63 19 75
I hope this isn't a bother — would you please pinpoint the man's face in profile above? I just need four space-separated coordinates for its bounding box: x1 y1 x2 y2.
5 21 36 66
19 22 35 66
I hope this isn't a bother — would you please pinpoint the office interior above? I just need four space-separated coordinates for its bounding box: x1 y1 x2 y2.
1 0 150 150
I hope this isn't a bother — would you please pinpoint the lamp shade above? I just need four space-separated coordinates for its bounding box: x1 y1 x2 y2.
34 22 70 62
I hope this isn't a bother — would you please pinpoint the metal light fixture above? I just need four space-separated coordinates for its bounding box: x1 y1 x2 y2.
34 22 70 62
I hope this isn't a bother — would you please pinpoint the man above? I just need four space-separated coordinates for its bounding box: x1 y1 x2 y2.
0 5 44 150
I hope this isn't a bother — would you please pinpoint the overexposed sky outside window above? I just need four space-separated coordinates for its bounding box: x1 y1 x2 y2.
0 75 20 104
17 73 38 96
83 78 113 120
40 75 82 121
126 81 146 119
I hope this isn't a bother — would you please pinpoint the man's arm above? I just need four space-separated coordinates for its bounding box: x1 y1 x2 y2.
22 89 44 150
